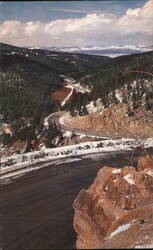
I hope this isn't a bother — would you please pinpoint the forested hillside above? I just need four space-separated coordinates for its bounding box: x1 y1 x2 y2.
0 43 109 123
0 43 152 154
66 51 153 111
0 47 61 123
0 43 109 153
74 50 153 86
1 43 109 75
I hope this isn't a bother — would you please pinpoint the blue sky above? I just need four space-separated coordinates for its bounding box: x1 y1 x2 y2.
1 1 147 22
0 0 152 47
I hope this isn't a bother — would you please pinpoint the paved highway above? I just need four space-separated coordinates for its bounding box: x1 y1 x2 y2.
0 149 141 182
47 111 132 139
0 111 143 181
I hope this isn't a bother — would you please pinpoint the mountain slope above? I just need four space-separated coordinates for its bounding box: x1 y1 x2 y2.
1 43 109 75
65 51 153 110
0 45 61 123
0 43 109 123
74 51 153 89
63 51 153 138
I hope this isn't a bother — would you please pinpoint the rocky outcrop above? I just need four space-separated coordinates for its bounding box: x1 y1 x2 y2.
73 155 153 249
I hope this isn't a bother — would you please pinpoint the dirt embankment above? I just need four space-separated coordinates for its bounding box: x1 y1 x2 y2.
52 82 72 103
64 104 153 138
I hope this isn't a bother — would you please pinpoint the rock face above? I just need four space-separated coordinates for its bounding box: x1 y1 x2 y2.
73 155 153 249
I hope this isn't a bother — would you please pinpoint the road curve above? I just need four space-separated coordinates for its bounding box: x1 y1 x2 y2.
47 111 132 139
0 112 137 180
2 150 144 249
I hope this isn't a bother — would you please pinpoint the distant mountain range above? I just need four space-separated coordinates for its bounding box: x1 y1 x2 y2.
28 45 153 58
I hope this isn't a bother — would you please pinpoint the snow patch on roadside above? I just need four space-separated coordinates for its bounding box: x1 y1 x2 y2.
1 137 153 171
55 157 82 165
78 134 87 139
43 112 57 129
75 131 107 139
63 130 73 138
59 112 72 126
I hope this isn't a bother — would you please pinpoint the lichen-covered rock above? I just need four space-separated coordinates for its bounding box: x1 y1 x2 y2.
73 156 153 249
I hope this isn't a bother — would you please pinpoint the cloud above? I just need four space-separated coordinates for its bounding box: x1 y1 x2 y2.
0 0 153 47
50 7 90 14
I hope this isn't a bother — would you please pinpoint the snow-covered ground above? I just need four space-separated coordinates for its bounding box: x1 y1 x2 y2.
124 174 135 185
61 77 91 107
135 243 153 248
59 112 72 126
86 99 105 113
64 77 91 94
43 113 54 129
108 220 137 239
107 218 153 249
1 137 153 170
61 84 74 106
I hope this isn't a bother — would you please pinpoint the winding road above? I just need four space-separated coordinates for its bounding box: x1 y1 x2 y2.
50 76 131 139
47 111 132 139
2 149 145 249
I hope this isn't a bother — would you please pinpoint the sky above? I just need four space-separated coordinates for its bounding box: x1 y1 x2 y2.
0 0 153 48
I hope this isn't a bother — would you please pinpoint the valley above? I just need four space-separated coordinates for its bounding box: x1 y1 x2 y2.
1 0 153 249
0 42 153 250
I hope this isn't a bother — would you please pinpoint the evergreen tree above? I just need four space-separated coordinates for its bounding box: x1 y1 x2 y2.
44 123 63 148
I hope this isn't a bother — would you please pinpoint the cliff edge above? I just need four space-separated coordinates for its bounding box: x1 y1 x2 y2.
73 155 153 249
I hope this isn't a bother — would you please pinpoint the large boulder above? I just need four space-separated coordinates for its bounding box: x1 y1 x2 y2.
73 156 153 249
